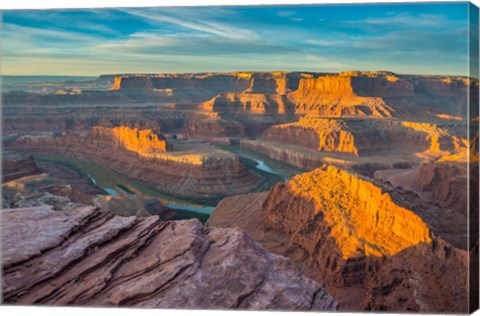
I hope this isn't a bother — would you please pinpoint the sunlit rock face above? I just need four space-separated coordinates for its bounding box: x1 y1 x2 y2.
400 122 468 161
209 164 469 312
196 71 472 119
287 74 396 117
262 118 359 155
263 165 431 260
244 118 469 171
90 126 168 154
2 206 338 311
109 76 154 92
6 127 261 198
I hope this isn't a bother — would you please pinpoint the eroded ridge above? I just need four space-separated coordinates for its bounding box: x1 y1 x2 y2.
265 165 432 259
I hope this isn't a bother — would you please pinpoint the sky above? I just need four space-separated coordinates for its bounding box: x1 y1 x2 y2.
0 2 475 76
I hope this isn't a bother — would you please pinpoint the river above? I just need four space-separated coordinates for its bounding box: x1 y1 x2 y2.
33 148 296 216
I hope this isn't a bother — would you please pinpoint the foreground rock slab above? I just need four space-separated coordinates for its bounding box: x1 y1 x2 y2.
1 206 337 311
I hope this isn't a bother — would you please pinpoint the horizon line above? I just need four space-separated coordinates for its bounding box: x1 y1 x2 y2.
1 69 473 78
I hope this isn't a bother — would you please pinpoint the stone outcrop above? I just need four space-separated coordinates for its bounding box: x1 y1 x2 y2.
2 206 337 311
180 118 245 141
109 76 154 92
415 162 469 216
90 126 169 154
3 72 473 122
195 71 471 119
2 150 42 183
246 119 468 170
262 118 359 155
199 92 291 115
208 165 469 312
262 166 432 259
7 127 261 198
400 122 468 161
287 73 396 117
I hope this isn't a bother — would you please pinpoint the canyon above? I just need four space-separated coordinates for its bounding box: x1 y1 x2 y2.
6 126 261 199
2 70 477 312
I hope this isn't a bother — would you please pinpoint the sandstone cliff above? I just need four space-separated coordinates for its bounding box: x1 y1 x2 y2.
197 71 470 119
262 166 431 260
4 71 472 122
208 165 468 312
7 127 261 198
400 122 468 161
262 118 359 155
287 74 396 117
2 206 337 311
246 118 468 170
89 126 169 153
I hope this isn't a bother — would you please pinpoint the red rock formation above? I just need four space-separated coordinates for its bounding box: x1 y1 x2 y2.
89 126 168 153
7 128 260 198
2 206 337 311
108 76 154 92
4 71 472 121
199 92 291 115
208 165 469 312
399 122 468 161
263 166 431 260
287 74 396 117
180 118 245 141
244 118 468 171
262 118 359 155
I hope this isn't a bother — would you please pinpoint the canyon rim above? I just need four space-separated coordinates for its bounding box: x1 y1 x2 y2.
1 1 479 314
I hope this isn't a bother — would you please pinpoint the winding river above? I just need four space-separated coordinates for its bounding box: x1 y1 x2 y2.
33 146 298 217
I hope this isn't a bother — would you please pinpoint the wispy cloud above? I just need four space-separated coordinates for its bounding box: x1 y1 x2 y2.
119 8 257 41
90 32 299 57
276 10 304 22
0 3 471 76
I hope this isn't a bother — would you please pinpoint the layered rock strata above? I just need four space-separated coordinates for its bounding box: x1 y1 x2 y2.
196 71 472 119
244 118 468 170
2 206 337 311
208 165 468 312
7 127 260 198
90 126 169 153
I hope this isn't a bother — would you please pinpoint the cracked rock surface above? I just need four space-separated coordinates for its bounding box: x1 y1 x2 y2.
2 206 337 311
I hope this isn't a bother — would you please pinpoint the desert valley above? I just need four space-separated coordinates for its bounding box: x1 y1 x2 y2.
1 70 479 312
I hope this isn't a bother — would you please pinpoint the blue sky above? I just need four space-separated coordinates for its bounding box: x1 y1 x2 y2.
1 3 473 76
